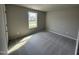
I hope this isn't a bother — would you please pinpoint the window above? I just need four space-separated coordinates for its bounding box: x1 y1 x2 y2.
28 12 38 29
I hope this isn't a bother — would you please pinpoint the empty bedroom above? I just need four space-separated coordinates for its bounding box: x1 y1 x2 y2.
4 4 79 55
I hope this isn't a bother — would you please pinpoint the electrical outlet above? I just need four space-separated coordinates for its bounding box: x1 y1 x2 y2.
17 32 20 35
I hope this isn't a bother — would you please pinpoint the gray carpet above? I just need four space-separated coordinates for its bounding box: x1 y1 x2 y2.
9 32 76 55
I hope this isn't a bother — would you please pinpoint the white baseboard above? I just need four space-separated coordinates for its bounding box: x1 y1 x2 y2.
48 30 76 40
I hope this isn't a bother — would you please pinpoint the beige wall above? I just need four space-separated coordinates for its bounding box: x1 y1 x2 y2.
6 5 46 40
46 7 79 40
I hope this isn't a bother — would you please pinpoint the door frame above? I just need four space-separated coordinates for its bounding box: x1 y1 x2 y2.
0 4 8 55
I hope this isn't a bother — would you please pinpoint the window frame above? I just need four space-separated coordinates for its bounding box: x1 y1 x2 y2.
28 11 38 29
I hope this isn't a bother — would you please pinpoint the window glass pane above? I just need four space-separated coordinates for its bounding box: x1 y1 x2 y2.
28 12 37 29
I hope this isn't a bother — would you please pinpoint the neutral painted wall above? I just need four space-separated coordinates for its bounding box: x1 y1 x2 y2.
6 5 46 40
46 7 79 40
0 5 7 54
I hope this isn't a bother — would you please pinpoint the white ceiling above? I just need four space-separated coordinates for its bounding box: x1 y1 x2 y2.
17 4 79 12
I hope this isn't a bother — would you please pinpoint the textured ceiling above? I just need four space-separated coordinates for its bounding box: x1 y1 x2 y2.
17 4 79 12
